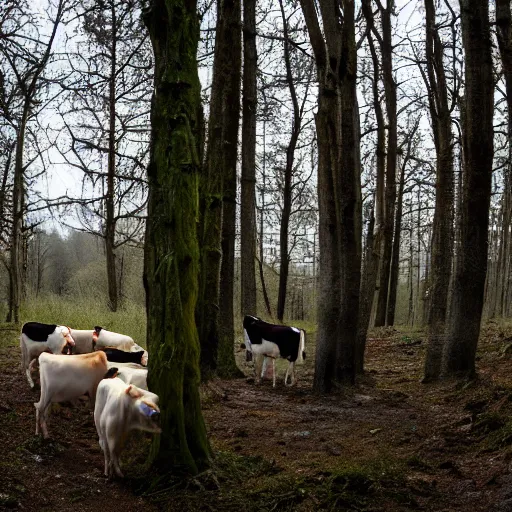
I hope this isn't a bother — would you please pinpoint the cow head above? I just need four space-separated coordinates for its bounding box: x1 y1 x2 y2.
125 385 161 433
57 326 75 354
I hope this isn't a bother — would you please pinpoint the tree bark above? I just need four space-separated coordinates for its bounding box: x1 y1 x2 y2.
356 203 376 374
443 0 494 379
240 0 258 318
196 0 242 379
374 0 397 327
386 150 408 326
143 0 211 474
422 0 455 381
496 0 512 319
276 0 302 322
356 1 385 373
106 0 118 312
217 0 243 378
300 0 362 390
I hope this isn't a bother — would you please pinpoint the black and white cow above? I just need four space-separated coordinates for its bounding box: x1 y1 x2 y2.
20 322 76 388
241 315 306 387
100 347 146 366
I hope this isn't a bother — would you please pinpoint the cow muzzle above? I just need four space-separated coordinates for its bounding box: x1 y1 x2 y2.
246 350 253 362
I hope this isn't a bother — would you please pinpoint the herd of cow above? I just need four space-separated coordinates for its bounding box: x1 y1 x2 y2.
18 316 306 479
20 322 159 479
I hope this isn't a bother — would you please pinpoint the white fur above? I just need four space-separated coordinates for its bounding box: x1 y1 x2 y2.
20 326 76 388
107 362 148 390
94 378 160 478
34 351 108 438
245 333 303 388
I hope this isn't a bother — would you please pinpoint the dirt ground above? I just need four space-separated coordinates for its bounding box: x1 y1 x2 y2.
3 322 512 511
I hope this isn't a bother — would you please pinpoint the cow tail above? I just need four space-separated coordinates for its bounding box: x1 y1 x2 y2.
298 329 305 362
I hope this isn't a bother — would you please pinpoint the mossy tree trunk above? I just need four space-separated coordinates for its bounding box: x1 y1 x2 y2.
216 0 243 378
143 0 211 474
196 0 242 379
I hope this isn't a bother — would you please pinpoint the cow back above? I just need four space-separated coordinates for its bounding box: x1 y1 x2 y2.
244 318 301 362
22 322 58 342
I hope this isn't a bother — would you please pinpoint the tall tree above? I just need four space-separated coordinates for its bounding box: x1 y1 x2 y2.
300 0 362 390
357 0 386 372
1 0 67 322
443 0 493 378
143 0 211 474
495 0 512 319
373 0 398 328
58 0 151 311
421 0 455 381
240 0 258 318
197 0 242 378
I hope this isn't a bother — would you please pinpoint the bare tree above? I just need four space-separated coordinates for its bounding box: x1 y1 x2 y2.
240 0 258 318
443 0 494 379
300 0 362 389
1 0 69 322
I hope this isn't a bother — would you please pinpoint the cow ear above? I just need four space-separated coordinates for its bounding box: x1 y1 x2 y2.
125 385 142 399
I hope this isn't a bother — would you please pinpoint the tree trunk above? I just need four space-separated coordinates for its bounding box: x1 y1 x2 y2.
276 0 302 322
8 107 28 324
356 203 376 374
422 0 455 381
443 0 494 379
258 120 273 318
106 0 118 312
217 0 243 378
374 1 397 327
196 0 242 379
386 154 407 326
240 0 258 318
301 0 361 391
496 0 512 319
143 0 211 475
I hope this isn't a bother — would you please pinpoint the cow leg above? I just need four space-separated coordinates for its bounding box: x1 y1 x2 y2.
255 355 263 384
35 403 40 435
260 356 268 380
35 398 51 438
20 336 26 371
272 358 276 388
108 436 124 478
26 358 37 389
285 362 295 387
99 436 110 478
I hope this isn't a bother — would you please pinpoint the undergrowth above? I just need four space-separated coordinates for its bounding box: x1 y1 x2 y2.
130 451 412 512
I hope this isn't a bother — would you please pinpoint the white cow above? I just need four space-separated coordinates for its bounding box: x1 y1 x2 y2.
20 322 76 388
69 329 96 354
107 361 148 390
94 378 161 478
69 327 148 366
34 351 110 438
93 327 148 366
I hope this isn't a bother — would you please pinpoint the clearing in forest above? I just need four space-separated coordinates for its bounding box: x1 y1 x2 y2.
2 321 512 511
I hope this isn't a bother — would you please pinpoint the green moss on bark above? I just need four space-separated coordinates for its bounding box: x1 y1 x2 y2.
143 0 211 474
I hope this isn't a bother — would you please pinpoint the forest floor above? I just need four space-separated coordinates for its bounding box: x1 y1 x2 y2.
3 322 512 511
